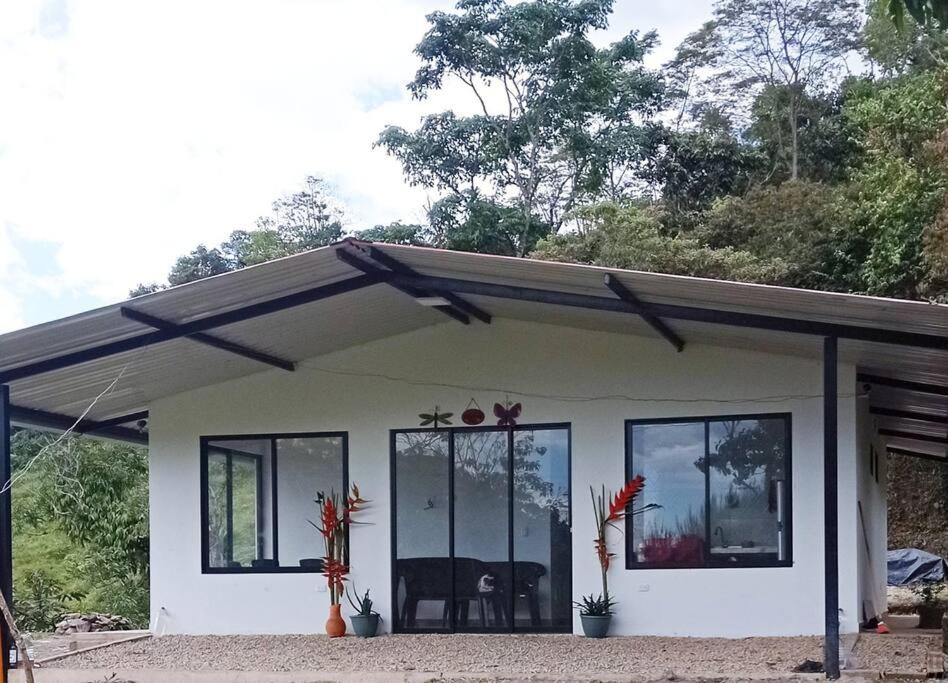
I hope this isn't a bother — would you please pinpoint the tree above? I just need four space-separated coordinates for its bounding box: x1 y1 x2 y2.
886 0 948 30
671 0 862 180
11 430 150 626
863 0 948 76
167 245 232 287
357 222 433 246
154 176 346 289
699 180 845 289
645 125 765 213
378 0 664 254
747 84 858 184
822 71 948 298
532 202 786 282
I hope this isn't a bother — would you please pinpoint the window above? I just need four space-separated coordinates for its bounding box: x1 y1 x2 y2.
626 414 791 569
201 432 347 573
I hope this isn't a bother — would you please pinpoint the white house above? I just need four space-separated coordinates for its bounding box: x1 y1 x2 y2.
1 240 945 676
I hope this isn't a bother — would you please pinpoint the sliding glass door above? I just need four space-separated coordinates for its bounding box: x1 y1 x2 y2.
392 424 571 633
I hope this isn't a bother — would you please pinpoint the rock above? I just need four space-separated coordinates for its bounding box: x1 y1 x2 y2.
54 612 133 635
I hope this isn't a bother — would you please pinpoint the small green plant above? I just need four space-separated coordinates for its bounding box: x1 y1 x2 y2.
14 570 83 632
910 580 945 606
346 585 379 617
573 593 616 617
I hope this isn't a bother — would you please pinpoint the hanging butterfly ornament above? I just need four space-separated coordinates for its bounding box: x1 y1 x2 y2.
419 405 453 429
461 398 485 425
494 398 522 427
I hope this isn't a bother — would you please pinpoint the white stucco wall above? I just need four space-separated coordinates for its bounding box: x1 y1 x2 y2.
148 317 861 637
855 395 889 624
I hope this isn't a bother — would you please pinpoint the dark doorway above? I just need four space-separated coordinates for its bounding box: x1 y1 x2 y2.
391 424 571 633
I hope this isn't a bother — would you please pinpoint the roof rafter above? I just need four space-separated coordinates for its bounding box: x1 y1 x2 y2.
878 428 948 445
387 273 948 350
358 244 492 324
335 249 471 325
888 446 947 464
0 273 385 384
603 274 684 352
121 307 295 372
870 406 948 425
857 373 948 397
9 405 147 445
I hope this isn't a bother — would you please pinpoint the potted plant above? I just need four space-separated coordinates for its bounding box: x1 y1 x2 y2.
312 484 368 638
911 580 946 629
347 586 381 637
575 475 650 638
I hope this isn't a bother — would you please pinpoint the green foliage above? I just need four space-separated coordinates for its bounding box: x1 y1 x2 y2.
846 72 948 158
137 176 345 292
14 570 82 632
647 127 764 213
11 430 150 628
357 222 432 246
864 1 948 75
886 0 948 30
748 85 859 184
430 193 552 256
533 203 785 283
346 586 378 616
573 592 616 616
700 181 844 289
670 0 862 180
379 0 664 251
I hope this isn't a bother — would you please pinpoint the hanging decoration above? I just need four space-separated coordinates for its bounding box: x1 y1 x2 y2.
419 405 453 429
494 399 522 426
461 398 485 425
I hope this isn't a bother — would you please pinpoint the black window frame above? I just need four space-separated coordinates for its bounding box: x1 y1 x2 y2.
625 412 792 570
200 431 349 574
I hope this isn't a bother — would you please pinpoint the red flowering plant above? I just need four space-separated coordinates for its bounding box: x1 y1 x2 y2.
311 484 368 606
576 475 656 616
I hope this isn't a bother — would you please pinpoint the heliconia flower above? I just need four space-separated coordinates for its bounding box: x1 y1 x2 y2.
606 475 645 523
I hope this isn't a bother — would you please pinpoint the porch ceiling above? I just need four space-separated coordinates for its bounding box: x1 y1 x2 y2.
1 241 945 459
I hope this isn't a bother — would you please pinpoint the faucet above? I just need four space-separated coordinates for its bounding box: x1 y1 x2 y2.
713 526 727 547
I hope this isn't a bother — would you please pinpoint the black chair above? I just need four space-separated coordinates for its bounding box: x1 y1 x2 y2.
485 561 546 627
396 557 506 629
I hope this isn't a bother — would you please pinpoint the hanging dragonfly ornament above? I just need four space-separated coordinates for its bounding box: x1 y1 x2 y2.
419 405 453 429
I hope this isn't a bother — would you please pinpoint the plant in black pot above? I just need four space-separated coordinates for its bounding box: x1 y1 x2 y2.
347 586 381 637
576 475 654 638
910 580 946 629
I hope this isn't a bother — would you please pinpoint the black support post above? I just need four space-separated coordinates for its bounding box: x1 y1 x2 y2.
823 337 840 679
0 386 12 676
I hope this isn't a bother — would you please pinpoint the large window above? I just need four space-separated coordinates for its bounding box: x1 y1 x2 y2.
201 432 347 573
626 414 791 569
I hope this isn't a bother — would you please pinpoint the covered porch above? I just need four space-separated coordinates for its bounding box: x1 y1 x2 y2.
0 240 946 679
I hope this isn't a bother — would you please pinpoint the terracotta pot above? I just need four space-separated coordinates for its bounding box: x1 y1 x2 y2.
326 603 346 638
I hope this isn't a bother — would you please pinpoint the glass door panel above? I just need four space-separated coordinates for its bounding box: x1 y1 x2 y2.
391 424 571 633
453 430 510 632
393 431 450 632
513 427 571 630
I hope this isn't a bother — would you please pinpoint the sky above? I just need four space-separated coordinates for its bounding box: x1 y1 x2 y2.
0 0 713 333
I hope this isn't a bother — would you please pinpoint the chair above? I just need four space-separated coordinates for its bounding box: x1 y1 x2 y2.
484 561 546 627
396 557 505 629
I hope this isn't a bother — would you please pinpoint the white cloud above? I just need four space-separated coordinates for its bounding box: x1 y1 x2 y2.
0 0 712 319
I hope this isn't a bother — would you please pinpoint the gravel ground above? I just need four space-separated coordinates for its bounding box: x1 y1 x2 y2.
849 632 941 672
41 632 938 677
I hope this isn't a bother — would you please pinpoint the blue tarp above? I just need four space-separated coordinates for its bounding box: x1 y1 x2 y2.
887 548 948 585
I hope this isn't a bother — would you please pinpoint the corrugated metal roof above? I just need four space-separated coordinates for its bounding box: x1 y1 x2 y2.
1 241 945 457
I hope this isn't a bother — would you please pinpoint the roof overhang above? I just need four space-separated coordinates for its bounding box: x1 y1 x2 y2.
0 239 945 460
